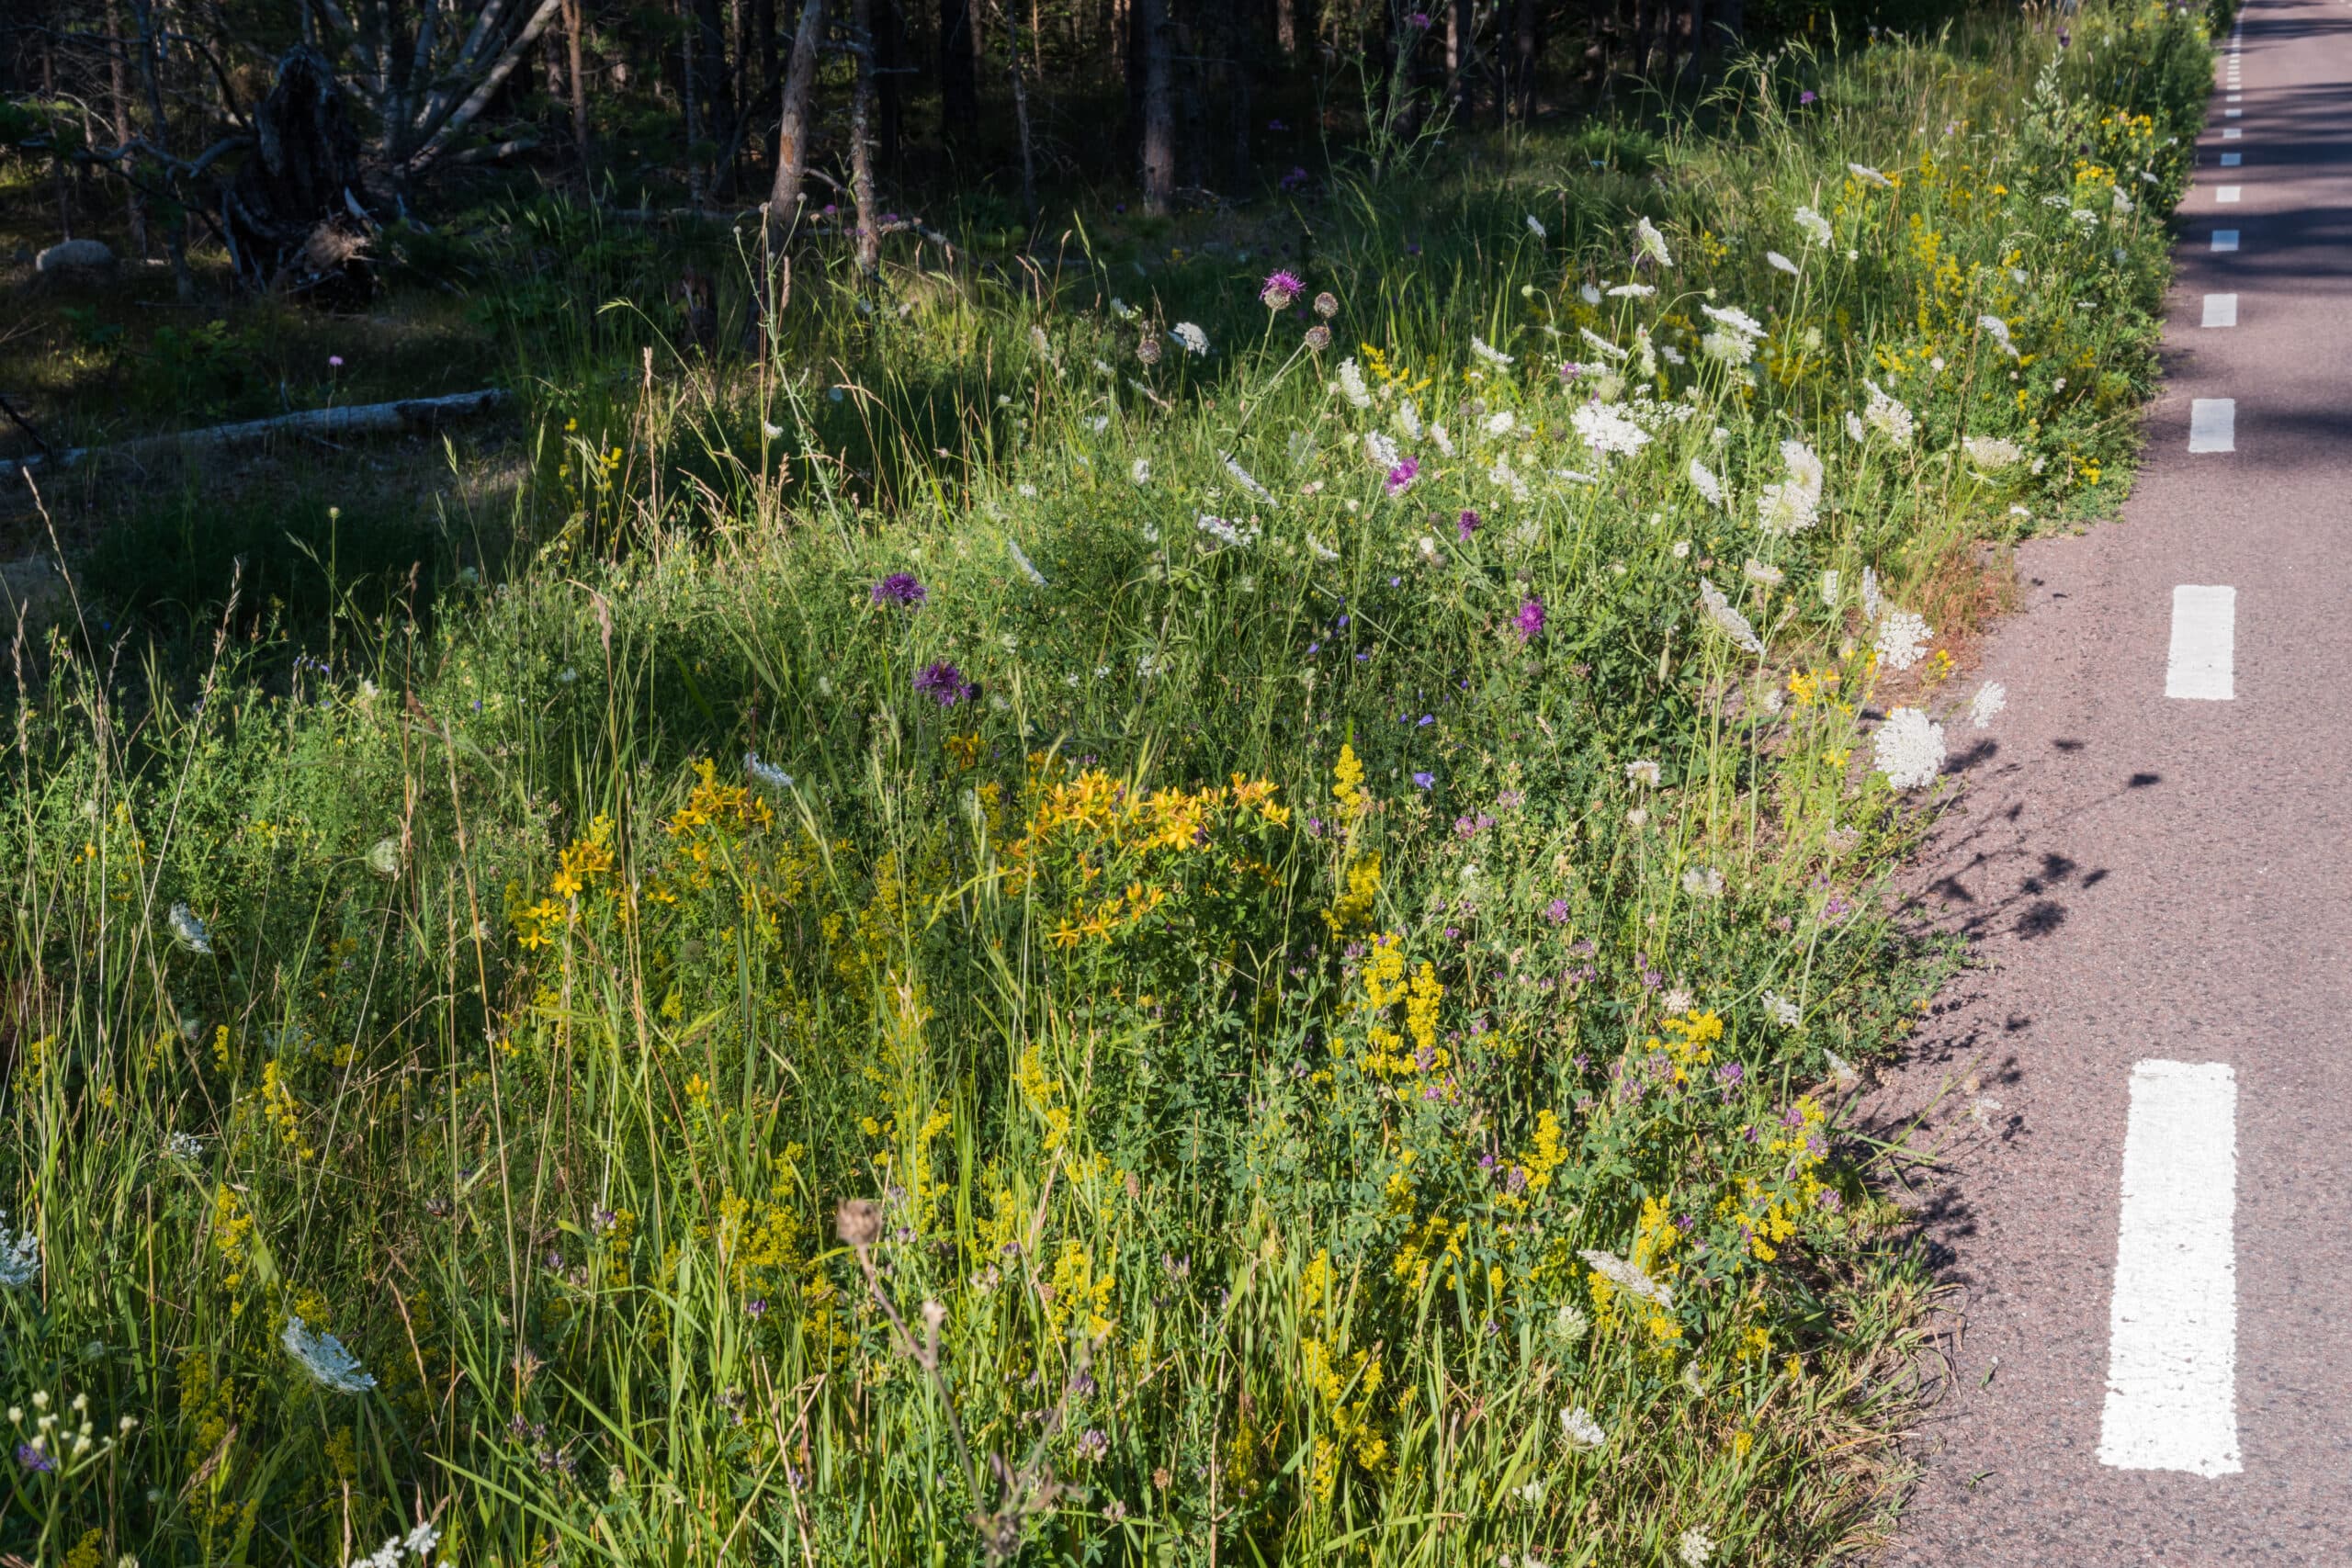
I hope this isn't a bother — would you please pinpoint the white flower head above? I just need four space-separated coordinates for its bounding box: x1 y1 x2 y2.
1688 457 1724 508
1698 579 1766 656
1625 758 1662 786
1220 452 1275 504
1393 400 1423 441
1756 440 1825 536
1579 282 1603 306
1577 327 1630 364
1363 431 1402 470
1873 705 1947 789
1485 410 1517 437
0 1213 39 1289
1970 681 2008 729
1743 558 1784 589
1976 313 2020 359
165 1130 205 1160
1794 204 1833 245
1130 457 1151 485
744 752 795 793
1170 321 1210 356
168 903 214 955
1819 569 1839 608
1767 249 1799 276
1471 333 1515 368
1287 430 1319 470
1849 162 1894 187
1559 1405 1608 1451
1845 410 1867 444
283 1315 377 1393
1007 537 1048 586
1761 989 1802 1028
1681 865 1725 898
1861 378 1914 446
1634 215 1675 268
403 1522 443 1557
1962 434 2024 471
1606 282 1657 299
1678 1527 1718 1567
1195 513 1261 548
1579 1247 1674 1308
1874 609 1932 671
366 836 402 879
1525 213 1548 240
1572 401 1650 459
1335 357 1374 409
1861 565 1883 620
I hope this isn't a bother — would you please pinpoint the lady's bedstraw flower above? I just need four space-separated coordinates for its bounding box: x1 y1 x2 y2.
1260 269 1305 310
914 661 978 706
168 902 214 955
870 572 927 606
1874 706 1947 789
1514 597 1546 641
1634 215 1674 268
283 1316 377 1393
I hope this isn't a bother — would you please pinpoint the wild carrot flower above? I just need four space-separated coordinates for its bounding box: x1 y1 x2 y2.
1861 566 1883 619
1794 204 1833 244
1682 866 1725 897
1698 579 1766 656
168 903 214 955
1634 215 1674 268
283 1316 377 1393
1625 759 1660 785
0 1213 39 1288
1874 609 1931 671
1335 357 1374 409
1470 333 1514 368
1963 434 2025 470
1135 333 1162 366
744 752 794 792
1305 323 1332 351
1579 1248 1673 1308
1130 458 1151 484
1678 1527 1717 1566
1688 457 1724 507
915 661 977 706
1572 401 1649 458
1008 537 1048 586
1767 250 1799 275
1525 213 1548 240
1849 162 1894 187
1260 269 1305 310
870 572 927 606
1762 990 1802 1028
1873 706 1946 788
1170 322 1210 356
1970 681 2008 728
1756 440 1824 536
1514 597 1546 641
1862 379 1914 446
1559 1406 1608 1451
1743 558 1784 589
1976 314 2020 358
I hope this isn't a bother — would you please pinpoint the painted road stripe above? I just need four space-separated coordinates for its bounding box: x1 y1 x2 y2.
2221 152 2243 166
2223 127 2242 139
2098 1059 2240 1477
2166 585 2237 699
2188 399 2237 455
2211 229 2239 251
2202 293 2238 328
2218 186 2242 203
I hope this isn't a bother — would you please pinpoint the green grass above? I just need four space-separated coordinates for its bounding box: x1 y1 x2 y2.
1 5 2217 1564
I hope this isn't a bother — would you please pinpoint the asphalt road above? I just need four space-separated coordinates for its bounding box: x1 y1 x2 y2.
1880 0 2352 1558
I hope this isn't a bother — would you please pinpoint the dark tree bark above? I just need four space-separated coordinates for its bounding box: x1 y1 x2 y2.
105 0 148 254
940 0 979 136
875 0 902 166
220 47 375 305
850 0 880 269
564 0 591 166
693 0 731 179
1135 0 1174 212
766 0 830 244
1512 0 1537 118
1276 0 1296 53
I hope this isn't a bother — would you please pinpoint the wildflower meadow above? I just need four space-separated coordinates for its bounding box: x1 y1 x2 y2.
2 2 2225 1562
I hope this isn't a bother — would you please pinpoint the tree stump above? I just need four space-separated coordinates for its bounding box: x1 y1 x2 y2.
221 47 376 307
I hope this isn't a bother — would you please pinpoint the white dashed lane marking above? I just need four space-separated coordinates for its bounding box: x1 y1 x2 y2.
2202 294 2238 328
2222 152 2243 166
2188 399 2237 455
2223 128 2242 139
2166 585 2238 700
2098 1059 2241 1478
2218 186 2243 203
2211 229 2239 251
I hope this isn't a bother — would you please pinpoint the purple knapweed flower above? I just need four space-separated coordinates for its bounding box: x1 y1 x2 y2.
1799 89 1818 105
1513 596 1546 641
870 572 927 606
1261 269 1306 310
1408 10 1431 26
1457 508 1481 541
915 660 977 706
1385 457 1420 496
328 355 345 369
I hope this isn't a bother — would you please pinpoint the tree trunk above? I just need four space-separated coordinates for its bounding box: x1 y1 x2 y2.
694 0 731 193
875 0 901 165
1136 0 1174 213
765 0 830 247
1003 0 1039 224
106 0 148 255
564 0 591 166
1276 0 1296 54
1512 0 1536 118
850 0 881 270
940 0 979 136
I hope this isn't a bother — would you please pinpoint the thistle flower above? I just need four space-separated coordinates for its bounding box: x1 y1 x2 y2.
1962 434 2025 470
283 1316 377 1393
914 661 977 706
168 903 214 955
1688 457 1724 508
1457 508 1481 541
870 572 927 606
1874 609 1932 671
1470 333 1515 368
1305 323 1332 352
1259 269 1306 310
744 752 794 793
1766 250 1799 275
1572 401 1649 458
1170 321 1210 356
1335 357 1374 409
1873 706 1946 789
1633 215 1674 268
1794 204 1834 245
1514 597 1546 641
1220 452 1274 503
1384 457 1420 496
1136 333 1162 367
1313 290 1340 319
1007 537 1048 586
0 1213 39 1289
1578 1247 1674 1308
1698 579 1766 656
1970 681 2008 728
1559 1406 1608 1451
1625 759 1660 785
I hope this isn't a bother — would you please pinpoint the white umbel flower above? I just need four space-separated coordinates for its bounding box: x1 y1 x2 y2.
1861 378 1914 446
1849 162 1894 187
744 752 795 793
1819 569 1840 608
1761 989 1802 1028
1688 457 1724 507
1698 579 1766 656
1970 681 2008 728
1559 1405 1608 1451
1681 866 1725 898
0 1212 40 1288
1625 758 1662 786
1573 402 1651 458
1874 706 1947 789
1678 1527 1718 1567
1962 434 2024 470
1860 565 1883 620
1874 609 1932 671
1007 536 1049 586
1579 1248 1674 1308
1471 333 1515 368
1130 457 1151 485
1844 411 1867 444
1170 321 1209 356
1393 400 1424 441
1525 213 1549 240
1335 357 1374 409
1794 204 1834 245
1976 314 2020 359
1767 249 1799 275
168 903 214 955
1634 215 1675 268
1219 452 1274 503
366 836 402 879
1606 282 1657 298
1756 440 1825 536
1577 327 1630 363
1742 558 1784 589
283 1315 378 1393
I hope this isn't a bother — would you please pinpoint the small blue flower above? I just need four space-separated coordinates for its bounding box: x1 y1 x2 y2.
1412 772 1435 789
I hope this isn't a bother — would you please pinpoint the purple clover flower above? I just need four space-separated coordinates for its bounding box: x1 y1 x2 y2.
1544 897 1570 924
915 660 977 706
870 572 927 606
1513 596 1547 641
1385 457 1420 496
1457 508 1481 541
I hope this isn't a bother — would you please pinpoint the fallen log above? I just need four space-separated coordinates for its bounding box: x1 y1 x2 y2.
0 389 513 479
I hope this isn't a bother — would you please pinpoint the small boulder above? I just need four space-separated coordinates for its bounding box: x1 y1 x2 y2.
35 238 117 279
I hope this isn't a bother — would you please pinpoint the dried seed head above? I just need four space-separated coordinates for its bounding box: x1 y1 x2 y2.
835 1199 882 1248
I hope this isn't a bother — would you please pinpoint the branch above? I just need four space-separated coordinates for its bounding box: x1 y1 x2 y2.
402 0 563 173
0 389 513 479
